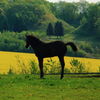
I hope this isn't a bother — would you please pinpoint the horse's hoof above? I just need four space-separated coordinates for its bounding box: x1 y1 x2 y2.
40 77 45 79
60 76 63 79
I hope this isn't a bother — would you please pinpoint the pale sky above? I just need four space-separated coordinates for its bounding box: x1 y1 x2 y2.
47 0 100 3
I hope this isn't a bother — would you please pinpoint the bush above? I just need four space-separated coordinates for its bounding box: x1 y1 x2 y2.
70 59 88 73
44 58 61 74
29 60 39 74
7 67 15 75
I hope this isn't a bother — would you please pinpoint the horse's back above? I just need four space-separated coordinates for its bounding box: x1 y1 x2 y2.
46 41 65 47
38 41 67 57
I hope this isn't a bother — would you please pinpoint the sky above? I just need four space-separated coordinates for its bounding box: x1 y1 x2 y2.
47 0 100 3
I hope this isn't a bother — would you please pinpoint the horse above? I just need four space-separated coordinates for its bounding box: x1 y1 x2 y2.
25 35 77 79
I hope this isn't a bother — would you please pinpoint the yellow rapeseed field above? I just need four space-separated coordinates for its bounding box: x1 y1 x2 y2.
0 51 100 74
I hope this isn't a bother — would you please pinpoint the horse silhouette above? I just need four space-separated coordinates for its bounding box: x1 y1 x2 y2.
25 35 77 79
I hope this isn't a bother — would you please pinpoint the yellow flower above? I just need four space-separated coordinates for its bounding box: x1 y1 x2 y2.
0 51 100 74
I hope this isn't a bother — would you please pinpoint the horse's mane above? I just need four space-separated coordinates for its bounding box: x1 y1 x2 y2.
26 35 42 43
27 35 38 40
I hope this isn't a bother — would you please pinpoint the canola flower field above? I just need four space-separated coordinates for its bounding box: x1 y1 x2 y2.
0 51 100 74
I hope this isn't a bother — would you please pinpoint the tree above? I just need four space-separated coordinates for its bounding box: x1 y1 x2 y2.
54 21 59 37
85 4 100 34
58 22 64 37
74 3 100 35
52 2 79 27
46 23 54 36
54 21 64 37
95 18 100 35
0 0 49 32
0 8 8 31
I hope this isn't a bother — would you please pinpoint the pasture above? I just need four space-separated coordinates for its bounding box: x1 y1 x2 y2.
0 74 100 100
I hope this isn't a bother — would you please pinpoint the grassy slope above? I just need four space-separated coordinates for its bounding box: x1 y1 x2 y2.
38 12 75 34
63 30 100 59
0 74 100 100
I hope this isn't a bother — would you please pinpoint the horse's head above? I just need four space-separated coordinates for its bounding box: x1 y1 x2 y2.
25 35 40 48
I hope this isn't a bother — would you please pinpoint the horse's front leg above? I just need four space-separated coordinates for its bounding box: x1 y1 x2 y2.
38 57 44 79
59 56 65 79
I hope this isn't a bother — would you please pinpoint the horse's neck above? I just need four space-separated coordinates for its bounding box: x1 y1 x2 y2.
31 39 44 49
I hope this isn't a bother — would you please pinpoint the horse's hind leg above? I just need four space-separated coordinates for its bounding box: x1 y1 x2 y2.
59 56 65 79
38 57 44 79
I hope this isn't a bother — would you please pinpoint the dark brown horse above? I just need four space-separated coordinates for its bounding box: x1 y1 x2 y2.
25 35 77 79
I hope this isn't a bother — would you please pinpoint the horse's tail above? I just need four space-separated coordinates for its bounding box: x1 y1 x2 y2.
65 42 77 52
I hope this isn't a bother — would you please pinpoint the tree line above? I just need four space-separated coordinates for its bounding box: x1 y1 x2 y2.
0 0 99 36
0 0 50 32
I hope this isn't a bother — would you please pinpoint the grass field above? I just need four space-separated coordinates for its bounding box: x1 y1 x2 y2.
0 51 100 74
0 74 100 100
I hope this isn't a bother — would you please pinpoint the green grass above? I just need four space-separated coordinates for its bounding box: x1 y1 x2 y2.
0 74 100 100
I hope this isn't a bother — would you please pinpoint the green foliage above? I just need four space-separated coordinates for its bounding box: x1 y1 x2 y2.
29 60 39 74
95 17 100 35
7 67 14 75
0 0 99 35
0 31 28 52
78 42 94 53
0 0 55 32
98 66 100 72
29 58 70 74
0 0 75 33
51 2 80 27
44 58 61 74
80 16 87 25
70 59 88 73
75 3 100 35
6 2 47 32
